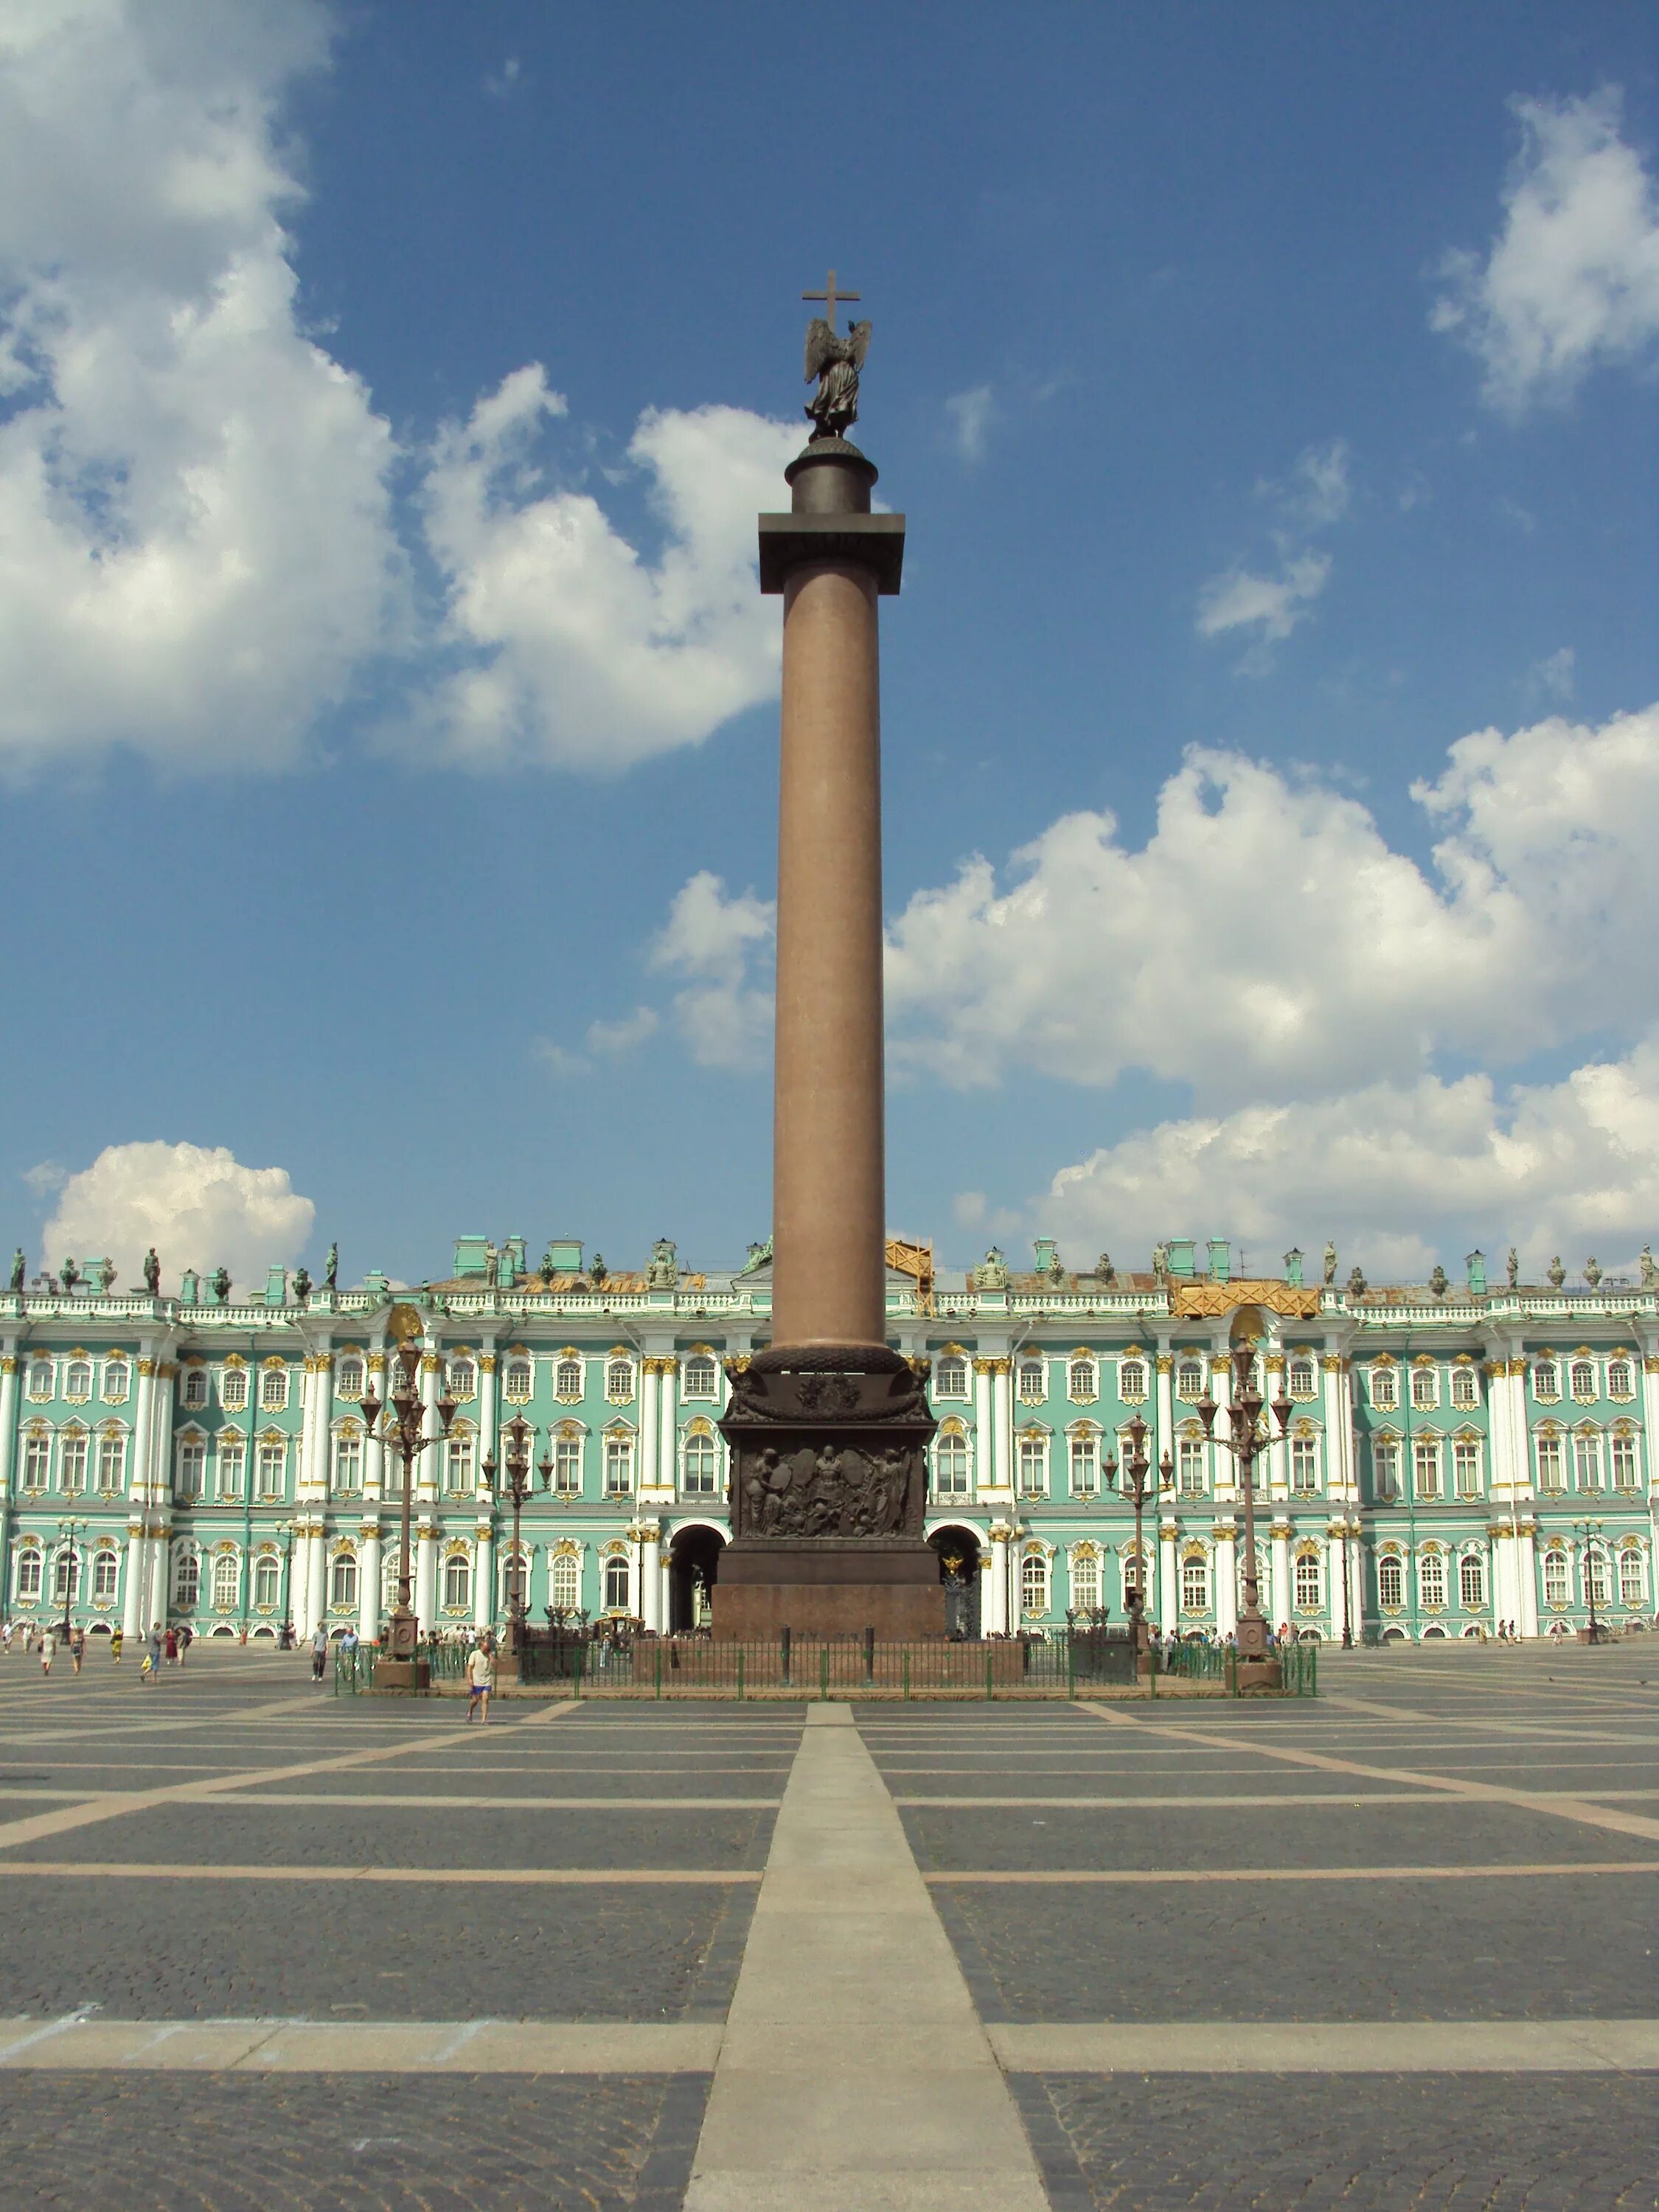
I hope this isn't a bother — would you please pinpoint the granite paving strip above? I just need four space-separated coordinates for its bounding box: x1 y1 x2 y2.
684 1703 1048 2212
989 2020 1659 2070
0 1862 761 1884
927 1860 1659 1883
0 2016 722 2071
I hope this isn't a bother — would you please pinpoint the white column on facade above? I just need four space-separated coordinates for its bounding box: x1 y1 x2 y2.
1346 1518 1364 1638
1326 1526 1348 1643
973 1360 993 1492
1158 1517 1178 1635
639 1360 661 1489
1321 1356 1347 1501
640 1521 662 1632
416 1347 441 1632
1516 1519 1540 1638
987 1523 1009 1635
479 1350 499 1466
0 1349 18 1505
473 1522 493 1630
658 1358 677 1498
1264 1349 1289 1499
149 1360 177 1630
1270 1521 1292 1630
1214 1526 1238 1636
365 1352 388 1500
358 1526 381 1642
1154 1349 1174 1475
992 1358 1012 1492
123 1355 157 1637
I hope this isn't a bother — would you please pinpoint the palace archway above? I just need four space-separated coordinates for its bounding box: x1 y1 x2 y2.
669 1525 724 1632
929 1526 982 1639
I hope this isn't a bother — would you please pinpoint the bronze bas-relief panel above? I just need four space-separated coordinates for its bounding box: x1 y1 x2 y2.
720 1354 935 1543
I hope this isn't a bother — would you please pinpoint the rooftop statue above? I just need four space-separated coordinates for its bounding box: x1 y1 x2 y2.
8 1248 24 1294
142 1248 161 1295
1506 1246 1519 1288
1323 1241 1338 1286
324 1242 339 1292
801 268 871 442
647 1237 680 1290
973 1245 1009 1290
1644 1245 1657 1289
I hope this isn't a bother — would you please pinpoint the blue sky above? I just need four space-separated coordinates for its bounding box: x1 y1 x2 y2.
3 0 1658 1293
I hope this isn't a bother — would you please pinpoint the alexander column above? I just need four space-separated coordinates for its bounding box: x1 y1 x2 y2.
714 274 943 1639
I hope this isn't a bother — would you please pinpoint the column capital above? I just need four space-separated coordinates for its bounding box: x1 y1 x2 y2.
1155 1354 1173 1374
479 1353 497 1373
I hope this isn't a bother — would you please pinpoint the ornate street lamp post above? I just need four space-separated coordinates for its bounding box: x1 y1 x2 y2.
1194 1341 1293 1661
56 1515 88 1642
359 1338 456 1680
486 1411 547 1660
1573 1516 1606 1640
1102 1413 1172 1654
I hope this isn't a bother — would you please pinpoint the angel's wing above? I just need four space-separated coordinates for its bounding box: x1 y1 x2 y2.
844 319 872 370
804 317 835 382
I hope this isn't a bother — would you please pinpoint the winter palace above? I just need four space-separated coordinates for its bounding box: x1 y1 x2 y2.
2 1232 1654 1646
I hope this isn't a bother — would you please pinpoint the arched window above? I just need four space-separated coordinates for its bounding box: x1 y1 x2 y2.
59 1428 88 1493
27 1359 52 1401
442 1554 471 1610
1180 1556 1208 1611
182 1367 208 1408
330 1554 358 1608
15 1548 43 1601
1290 1436 1318 1492
1585 1548 1610 1609
683 1354 719 1399
1177 1359 1204 1401
1289 1356 1316 1399
254 1555 281 1609
1177 1436 1206 1494
555 1356 583 1399
935 1354 968 1399
1543 1548 1569 1606
1619 1548 1646 1608
1459 1554 1484 1608
1020 1551 1049 1618
1607 1358 1633 1399
1017 1432 1047 1495
551 1553 580 1611
505 1357 533 1400
683 1429 718 1495
1119 1358 1147 1401
177 1437 206 1499
1066 1357 1096 1402
1294 1554 1321 1610
174 1551 200 1607
92 1550 119 1602
934 1432 970 1498
64 1360 93 1401
1070 1552 1100 1612
220 1366 248 1411
1411 1365 1438 1411
210 1554 238 1610
603 1554 631 1612
605 1358 633 1402
1569 1359 1595 1400
97 1429 126 1492
52 1546 77 1603
1018 1357 1046 1402
1533 1360 1559 1401
603 1433 633 1495
1068 1432 1098 1495
1612 1430 1639 1489
1369 1364 1397 1411
217 1435 245 1500
102 1360 129 1402
1450 1365 1478 1408
22 1430 49 1490
260 1366 288 1412
1377 1554 1403 1609
1419 1552 1447 1610
337 1356 364 1399
332 1428 363 1495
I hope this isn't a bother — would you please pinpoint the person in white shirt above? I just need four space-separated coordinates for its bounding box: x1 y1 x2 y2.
466 1637 495 1723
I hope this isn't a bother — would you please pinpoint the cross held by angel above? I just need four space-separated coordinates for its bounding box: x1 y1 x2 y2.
802 268 872 442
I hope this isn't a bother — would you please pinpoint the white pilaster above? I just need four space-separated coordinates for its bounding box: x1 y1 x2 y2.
973 1360 993 1492
358 1528 381 1641
639 1360 661 1489
473 1524 493 1630
0 1351 18 1504
1214 1525 1237 1636
639 1521 662 1632
658 1357 677 1495
1326 1529 1348 1644
1270 1522 1292 1630
1158 1517 1178 1635
987 1524 1009 1636
417 1521 437 1632
992 1359 1012 1492
302 1522 326 1637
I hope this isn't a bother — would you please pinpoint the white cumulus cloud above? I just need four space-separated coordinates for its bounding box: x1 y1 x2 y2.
648 869 775 1069
1196 553 1332 645
39 1140 314 1292
1433 88 1659 411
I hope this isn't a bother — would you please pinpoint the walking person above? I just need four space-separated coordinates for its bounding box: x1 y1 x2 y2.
110 1624 123 1666
70 1625 84 1676
177 1622 191 1668
310 1623 329 1682
466 1635 495 1723
41 1628 56 1677
164 1626 178 1666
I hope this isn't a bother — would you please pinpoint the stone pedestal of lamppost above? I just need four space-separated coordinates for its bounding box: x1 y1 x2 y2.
365 1314 456 1694
716 277 941 1641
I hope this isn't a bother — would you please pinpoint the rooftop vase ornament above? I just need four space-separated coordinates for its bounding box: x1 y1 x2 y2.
60 1258 80 1295
588 1253 608 1287
1194 1341 1293 1663
1548 1256 1567 1290
211 1266 231 1305
97 1258 116 1296
1096 1252 1116 1286
1585 1256 1602 1290
1347 1265 1367 1301
292 1266 312 1305
1429 1265 1448 1300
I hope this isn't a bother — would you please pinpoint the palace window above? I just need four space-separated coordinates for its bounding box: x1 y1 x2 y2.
446 1358 476 1402
254 1555 281 1609
384 1448 406 1498
1413 1438 1442 1500
1453 1440 1481 1498
1450 1366 1478 1409
605 1359 633 1402
257 1438 285 1500
1535 1432 1565 1492
52 1547 76 1604
1290 1436 1318 1493
330 1554 358 1609
1177 1359 1204 1400
1069 1433 1099 1496
934 1432 970 1499
1612 1431 1639 1489
555 1356 583 1399
1119 1358 1147 1402
1607 1358 1633 1399
220 1367 248 1411
444 1433 473 1493
1294 1554 1321 1610
177 1439 206 1500
505 1357 533 1400
1372 1439 1399 1502
603 1436 633 1495
64 1360 93 1401
553 1433 582 1495
683 1430 718 1495
604 1555 631 1612
1459 1554 1485 1608
93 1550 119 1603
1018 1433 1047 1495
22 1432 49 1491
217 1437 245 1501
1533 1360 1559 1401
551 1553 580 1611
333 1431 364 1495
443 1554 471 1610
182 1368 208 1409
261 1367 288 1413
102 1360 129 1403
1068 1357 1096 1402
1585 1548 1610 1610
174 1552 200 1608
1543 1548 1570 1607
1369 1365 1397 1411
15 1548 42 1601
1620 1548 1646 1608
1411 1366 1438 1411
1289 1356 1316 1399
1018 1358 1046 1402
1180 1557 1208 1611
1419 1552 1447 1610
683 1354 719 1399
1571 1360 1596 1401
935 1354 968 1399
1377 1554 1403 1609
336 1357 364 1400
1574 1431 1603 1491
212 1554 239 1610
1070 1553 1100 1612
1020 1552 1049 1618
59 1429 88 1494
1178 1436 1206 1494
27 1360 52 1401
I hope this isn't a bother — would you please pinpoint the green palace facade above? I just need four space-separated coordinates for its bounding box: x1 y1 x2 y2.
2 1234 1654 1646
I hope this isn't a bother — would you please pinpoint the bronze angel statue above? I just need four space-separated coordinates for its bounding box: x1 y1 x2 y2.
804 315 872 441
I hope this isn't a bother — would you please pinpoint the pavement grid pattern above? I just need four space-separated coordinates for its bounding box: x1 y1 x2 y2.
0 1638 1653 2208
